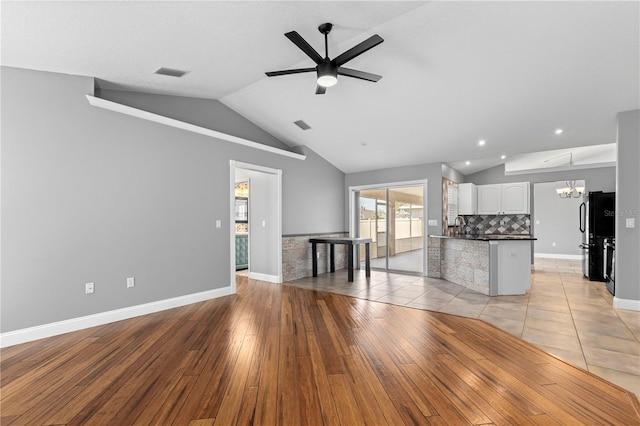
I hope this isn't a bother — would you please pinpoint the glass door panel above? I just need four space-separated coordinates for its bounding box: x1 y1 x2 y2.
388 186 424 273
357 185 424 274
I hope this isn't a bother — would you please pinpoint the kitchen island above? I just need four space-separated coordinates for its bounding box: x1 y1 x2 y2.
428 235 536 296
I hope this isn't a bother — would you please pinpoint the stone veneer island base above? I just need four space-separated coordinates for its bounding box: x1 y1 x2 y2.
428 235 535 296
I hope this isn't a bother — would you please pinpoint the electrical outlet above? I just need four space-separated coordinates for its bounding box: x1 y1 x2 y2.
127 277 135 288
85 282 94 294
552 242 556 247
510 252 517 258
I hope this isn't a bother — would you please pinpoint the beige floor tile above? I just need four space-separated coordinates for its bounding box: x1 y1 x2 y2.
478 314 524 337
577 330 640 356
521 328 583 352
523 317 578 337
582 346 640 375
534 344 588 370
573 318 637 340
525 308 574 324
481 304 527 322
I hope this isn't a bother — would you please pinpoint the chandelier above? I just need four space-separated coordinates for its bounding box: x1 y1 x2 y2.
556 181 584 199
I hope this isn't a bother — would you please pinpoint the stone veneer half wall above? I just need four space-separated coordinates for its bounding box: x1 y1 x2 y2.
282 233 348 282
428 236 490 295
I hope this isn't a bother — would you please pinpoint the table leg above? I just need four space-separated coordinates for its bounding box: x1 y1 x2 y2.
312 242 318 277
365 243 371 278
347 244 354 282
330 244 335 272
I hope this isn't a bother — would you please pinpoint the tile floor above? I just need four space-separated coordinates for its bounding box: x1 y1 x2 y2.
285 257 640 398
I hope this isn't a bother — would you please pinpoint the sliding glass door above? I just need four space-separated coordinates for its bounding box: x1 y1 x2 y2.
357 184 425 274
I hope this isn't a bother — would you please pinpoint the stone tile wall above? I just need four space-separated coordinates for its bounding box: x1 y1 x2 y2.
282 233 348 282
427 237 490 295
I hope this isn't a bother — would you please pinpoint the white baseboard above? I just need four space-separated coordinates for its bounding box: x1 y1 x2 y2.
249 272 281 283
613 296 640 312
534 253 582 260
0 286 232 348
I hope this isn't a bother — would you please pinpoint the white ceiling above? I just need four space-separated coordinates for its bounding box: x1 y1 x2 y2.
2 1 638 174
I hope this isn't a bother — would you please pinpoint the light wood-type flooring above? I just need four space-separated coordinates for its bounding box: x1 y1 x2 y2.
2 274 640 424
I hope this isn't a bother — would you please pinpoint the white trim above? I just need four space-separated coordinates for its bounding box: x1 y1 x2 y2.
534 253 582 260
0 287 231 348
230 161 238 294
86 95 306 161
613 296 640 312
249 272 281 283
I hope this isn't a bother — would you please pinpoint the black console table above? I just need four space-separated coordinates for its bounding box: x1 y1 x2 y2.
309 237 371 282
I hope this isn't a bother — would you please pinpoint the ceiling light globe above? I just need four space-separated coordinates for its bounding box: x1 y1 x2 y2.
317 75 337 87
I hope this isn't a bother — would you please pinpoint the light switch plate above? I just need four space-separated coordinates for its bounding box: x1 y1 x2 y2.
215 220 221 228
626 218 635 228
428 219 437 226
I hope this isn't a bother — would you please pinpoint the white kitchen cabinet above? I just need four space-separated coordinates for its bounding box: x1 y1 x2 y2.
501 182 530 214
457 183 477 215
477 182 529 214
477 184 502 214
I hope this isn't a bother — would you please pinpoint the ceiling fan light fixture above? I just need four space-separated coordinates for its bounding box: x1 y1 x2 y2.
317 62 338 87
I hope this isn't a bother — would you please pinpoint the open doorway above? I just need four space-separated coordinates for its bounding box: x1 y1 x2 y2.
533 180 585 259
229 161 282 293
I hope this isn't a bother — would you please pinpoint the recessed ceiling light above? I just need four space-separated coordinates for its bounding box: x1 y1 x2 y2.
501 155 506 160
478 140 486 146
465 161 470 165
555 128 563 135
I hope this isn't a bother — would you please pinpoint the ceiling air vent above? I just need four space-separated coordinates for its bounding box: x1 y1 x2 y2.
154 67 189 78
294 120 311 130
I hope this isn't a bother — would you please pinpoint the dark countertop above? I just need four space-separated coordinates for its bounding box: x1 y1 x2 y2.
429 234 537 241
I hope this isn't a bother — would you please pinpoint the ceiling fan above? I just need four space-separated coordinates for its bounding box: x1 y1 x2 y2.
265 23 384 94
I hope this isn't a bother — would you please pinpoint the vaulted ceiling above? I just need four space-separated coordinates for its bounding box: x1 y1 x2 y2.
2 1 638 174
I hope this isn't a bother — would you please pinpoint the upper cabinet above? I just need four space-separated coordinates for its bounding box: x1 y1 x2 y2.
477 182 529 215
457 183 477 215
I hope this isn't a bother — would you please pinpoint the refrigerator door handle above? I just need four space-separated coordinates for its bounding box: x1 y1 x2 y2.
579 202 586 233
579 243 590 250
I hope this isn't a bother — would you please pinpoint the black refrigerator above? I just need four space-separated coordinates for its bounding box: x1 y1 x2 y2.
579 191 615 281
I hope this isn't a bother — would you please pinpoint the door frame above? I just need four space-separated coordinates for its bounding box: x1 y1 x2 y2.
348 179 428 276
229 160 283 294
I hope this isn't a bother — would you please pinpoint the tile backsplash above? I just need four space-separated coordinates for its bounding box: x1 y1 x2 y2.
462 214 531 235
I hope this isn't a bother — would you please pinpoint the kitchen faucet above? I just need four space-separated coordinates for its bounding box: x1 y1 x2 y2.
454 216 467 235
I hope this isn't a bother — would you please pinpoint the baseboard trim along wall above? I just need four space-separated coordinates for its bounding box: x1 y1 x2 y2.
534 253 583 260
613 296 640 312
0 287 232 348
248 272 281 283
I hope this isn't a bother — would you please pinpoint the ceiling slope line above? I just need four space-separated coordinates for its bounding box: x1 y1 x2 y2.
85 95 307 161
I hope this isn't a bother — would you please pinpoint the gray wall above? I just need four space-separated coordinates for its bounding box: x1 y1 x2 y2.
345 163 444 236
1 66 345 332
533 181 584 256
616 110 640 303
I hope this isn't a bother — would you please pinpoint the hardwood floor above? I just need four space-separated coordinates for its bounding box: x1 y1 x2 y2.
2 276 639 425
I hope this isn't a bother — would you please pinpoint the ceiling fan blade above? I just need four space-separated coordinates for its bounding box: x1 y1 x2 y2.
265 67 316 77
337 67 382 82
333 34 384 67
315 85 327 95
285 31 324 64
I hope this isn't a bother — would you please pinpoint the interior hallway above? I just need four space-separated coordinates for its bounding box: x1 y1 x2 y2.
287 258 640 398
